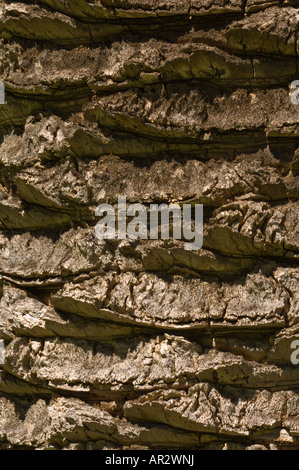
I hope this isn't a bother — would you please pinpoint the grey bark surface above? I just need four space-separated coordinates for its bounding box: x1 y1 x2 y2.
0 0 299 450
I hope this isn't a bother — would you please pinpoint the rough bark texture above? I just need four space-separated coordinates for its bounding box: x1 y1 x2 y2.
0 0 299 450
